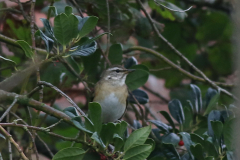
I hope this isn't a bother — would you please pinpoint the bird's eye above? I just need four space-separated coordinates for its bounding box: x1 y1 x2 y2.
116 69 120 73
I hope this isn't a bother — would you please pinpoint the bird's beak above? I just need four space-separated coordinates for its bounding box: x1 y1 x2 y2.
125 69 135 73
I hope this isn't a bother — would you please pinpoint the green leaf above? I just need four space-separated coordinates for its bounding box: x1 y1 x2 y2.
161 133 180 146
72 116 92 133
128 89 149 104
168 99 185 124
145 138 155 151
80 32 110 47
0 56 16 65
91 132 105 148
159 111 175 131
63 106 79 118
123 144 152 160
190 133 204 146
223 118 235 150
69 41 97 56
78 16 98 38
82 49 101 74
205 88 217 110
108 44 123 65
210 121 223 140
124 56 138 69
40 18 56 41
190 84 202 113
65 6 73 16
68 14 79 40
88 102 102 134
52 147 85 160
126 64 149 90
207 110 221 138
113 134 124 151
16 40 34 58
179 132 193 159
124 125 151 152
54 13 76 45
48 6 58 16
115 121 128 139
38 29 54 53
162 143 180 159
100 122 116 145
84 116 95 133
190 144 205 160
204 93 220 116
148 120 170 133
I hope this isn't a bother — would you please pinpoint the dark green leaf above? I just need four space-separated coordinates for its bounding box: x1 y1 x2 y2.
48 6 58 16
159 111 175 131
190 144 205 160
207 110 221 138
65 6 72 16
108 44 123 65
38 29 54 53
40 18 56 41
54 13 72 45
210 121 223 140
80 32 110 47
145 138 155 151
123 144 152 160
133 120 142 129
100 122 116 145
78 16 98 38
205 156 215 160
124 56 138 69
84 116 95 133
179 132 193 159
126 64 149 90
52 147 85 160
190 133 204 146
68 14 79 40
72 116 92 133
128 89 149 104
223 118 235 150
115 121 128 139
82 49 101 74
162 133 180 145
88 102 102 134
162 143 181 160
205 88 217 110
190 84 202 113
91 132 105 148
63 106 79 118
168 99 185 124
0 56 16 65
69 41 97 56
204 93 220 116
148 120 171 133
124 125 151 152
113 134 124 151
16 40 33 58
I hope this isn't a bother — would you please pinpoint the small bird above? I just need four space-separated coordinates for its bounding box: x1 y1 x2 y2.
93 65 135 123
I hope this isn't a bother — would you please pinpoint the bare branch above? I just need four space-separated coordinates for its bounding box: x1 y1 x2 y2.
0 96 18 122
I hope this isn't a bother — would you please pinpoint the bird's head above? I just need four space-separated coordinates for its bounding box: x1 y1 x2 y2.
102 65 135 86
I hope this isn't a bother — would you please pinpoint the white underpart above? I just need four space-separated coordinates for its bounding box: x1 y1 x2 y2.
98 93 125 123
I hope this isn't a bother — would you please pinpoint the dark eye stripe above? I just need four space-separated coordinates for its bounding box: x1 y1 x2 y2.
116 69 120 73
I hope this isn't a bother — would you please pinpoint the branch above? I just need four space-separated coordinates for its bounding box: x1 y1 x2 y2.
136 0 237 100
0 89 73 125
37 81 86 116
125 46 236 99
0 125 28 160
0 96 18 122
142 85 169 103
0 34 48 55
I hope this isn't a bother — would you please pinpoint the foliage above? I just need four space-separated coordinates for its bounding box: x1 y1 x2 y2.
0 0 235 160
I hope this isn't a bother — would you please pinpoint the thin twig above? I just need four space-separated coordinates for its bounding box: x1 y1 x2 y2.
7 114 12 160
144 104 158 120
45 119 63 130
36 135 54 158
0 96 18 122
0 125 29 160
0 8 21 14
136 0 237 100
142 85 169 103
71 131 81 147
154 0 192 12
105 0 110 57
37 81 86 116
149 67 172 72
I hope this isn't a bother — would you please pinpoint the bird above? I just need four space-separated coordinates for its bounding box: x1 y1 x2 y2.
93 65 135 123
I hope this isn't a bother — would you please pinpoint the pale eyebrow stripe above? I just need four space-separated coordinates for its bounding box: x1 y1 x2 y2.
107 67 121 71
